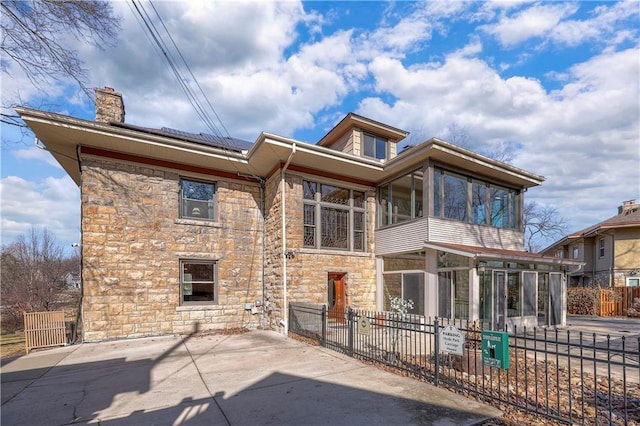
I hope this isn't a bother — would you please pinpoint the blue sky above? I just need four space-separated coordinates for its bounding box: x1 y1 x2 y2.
1 0 639 253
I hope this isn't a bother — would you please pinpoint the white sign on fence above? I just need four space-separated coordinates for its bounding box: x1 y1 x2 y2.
439 325 465 355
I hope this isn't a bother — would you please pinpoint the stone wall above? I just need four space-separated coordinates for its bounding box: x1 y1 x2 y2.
95 87 125 124
263 170 284 328
263 171 378 331
80 156 264 341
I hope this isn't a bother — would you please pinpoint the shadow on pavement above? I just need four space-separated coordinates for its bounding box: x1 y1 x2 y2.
1 326 498 425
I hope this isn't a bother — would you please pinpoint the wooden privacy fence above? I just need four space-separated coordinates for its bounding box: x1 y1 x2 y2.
598 287 640 317
23 311 67 354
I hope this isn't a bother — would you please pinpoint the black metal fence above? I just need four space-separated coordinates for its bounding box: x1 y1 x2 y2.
289 303 640 425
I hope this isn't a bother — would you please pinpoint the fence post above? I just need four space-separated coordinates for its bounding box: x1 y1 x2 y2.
434 317 439 387
321 305 327 347
348 307 354 356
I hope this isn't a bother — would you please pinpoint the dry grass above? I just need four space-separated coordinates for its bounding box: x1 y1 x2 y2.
1 332 26 359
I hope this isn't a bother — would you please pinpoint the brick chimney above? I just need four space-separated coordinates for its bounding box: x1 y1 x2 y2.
618 199 638 215
95 86 125 124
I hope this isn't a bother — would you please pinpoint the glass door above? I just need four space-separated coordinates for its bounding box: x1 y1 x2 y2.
493 271 506 331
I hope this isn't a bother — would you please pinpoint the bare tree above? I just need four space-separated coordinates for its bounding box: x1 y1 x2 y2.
437 124 566 251
1 0 121 128
523 201 568 253
441 122 515 163
0 227 76 331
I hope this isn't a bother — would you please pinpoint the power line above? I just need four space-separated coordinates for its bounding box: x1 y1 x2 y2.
129 0 230 144
147 0 232 139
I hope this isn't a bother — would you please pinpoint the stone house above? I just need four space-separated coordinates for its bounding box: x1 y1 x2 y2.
542 200 640 287
17 87 582 341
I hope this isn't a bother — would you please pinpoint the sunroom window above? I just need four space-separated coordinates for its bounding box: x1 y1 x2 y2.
378 170 423 226
433 167 519 230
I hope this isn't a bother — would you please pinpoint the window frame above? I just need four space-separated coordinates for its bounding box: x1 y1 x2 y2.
506 272 521 317
180 178 217 221
180 259 218 305
572 245 579 259
377 169 423 227
433 167 520 230
598 238 605 258
303 179 367 252
362 133 388 160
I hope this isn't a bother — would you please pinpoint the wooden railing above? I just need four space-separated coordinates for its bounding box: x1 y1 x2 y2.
23 311 67 354
598 287 640 317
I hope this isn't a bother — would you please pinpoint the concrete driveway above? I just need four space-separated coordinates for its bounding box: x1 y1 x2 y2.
1 330 500 425
564 314 640 336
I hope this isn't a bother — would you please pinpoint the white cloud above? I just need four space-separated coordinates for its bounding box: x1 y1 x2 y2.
2 0 638 248
550 0 639 47
482 2 579 47
0 175 80 249
360 43 639 235
13 147 61 168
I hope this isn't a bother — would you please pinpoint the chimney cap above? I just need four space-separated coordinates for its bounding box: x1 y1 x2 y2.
95 86 125 124
95 86 120 95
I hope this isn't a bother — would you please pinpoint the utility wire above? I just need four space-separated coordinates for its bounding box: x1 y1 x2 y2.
132 0 214 135
148 0 231 139
129 0 230 144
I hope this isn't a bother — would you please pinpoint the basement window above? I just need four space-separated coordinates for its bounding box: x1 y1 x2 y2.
181 260 217 305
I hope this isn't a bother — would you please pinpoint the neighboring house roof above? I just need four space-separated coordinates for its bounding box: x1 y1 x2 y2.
571 206 640 238
15 107 545 190
543 202 640 252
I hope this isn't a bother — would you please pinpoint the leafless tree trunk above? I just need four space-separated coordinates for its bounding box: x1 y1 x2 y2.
1 227 74 331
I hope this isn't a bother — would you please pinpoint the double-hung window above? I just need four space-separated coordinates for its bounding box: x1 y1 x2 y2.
181 260 217 305
599 238 605 258
303 180 366 252
180 179 216 220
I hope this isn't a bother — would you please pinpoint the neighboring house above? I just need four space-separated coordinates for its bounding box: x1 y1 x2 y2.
543 200 640 287
17 87 582 341
64 272 81 290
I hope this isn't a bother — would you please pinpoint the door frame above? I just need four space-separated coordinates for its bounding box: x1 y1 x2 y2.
493 270 507 331
328 272 347 323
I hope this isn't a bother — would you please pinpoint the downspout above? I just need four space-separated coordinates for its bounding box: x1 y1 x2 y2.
281 143 296 334
75 144 84 343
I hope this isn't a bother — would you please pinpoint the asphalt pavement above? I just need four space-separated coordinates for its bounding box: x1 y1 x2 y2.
1 330 501 425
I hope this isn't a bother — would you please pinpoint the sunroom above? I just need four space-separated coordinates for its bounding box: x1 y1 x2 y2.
374 141 583 332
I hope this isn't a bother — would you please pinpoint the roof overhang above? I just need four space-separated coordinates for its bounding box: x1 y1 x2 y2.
16 107 545 190
16 108 251 186
317 112 409 147
385 138 544 188
423 241 585 271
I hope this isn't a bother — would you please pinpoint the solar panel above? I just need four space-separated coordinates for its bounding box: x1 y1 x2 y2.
111 122 252 152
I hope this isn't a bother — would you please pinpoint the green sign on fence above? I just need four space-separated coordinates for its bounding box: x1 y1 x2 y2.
481 330 510 369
